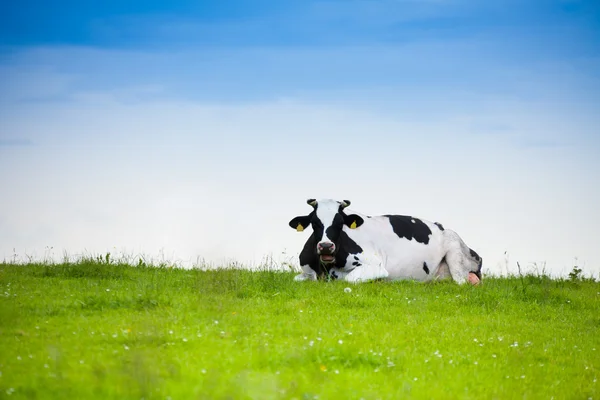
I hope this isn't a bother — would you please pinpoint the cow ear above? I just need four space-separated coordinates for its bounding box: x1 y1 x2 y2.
344 214 364 229
289 215 312 232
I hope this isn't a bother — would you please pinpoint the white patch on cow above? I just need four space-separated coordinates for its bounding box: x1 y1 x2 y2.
294 264 317 281
315 199 342 245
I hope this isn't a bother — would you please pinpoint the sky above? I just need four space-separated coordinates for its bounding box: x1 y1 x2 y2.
1 0 599 277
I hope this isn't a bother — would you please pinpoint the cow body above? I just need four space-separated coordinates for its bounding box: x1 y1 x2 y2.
289 199 482 284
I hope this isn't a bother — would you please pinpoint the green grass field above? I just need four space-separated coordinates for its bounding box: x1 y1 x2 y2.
0 260 598 399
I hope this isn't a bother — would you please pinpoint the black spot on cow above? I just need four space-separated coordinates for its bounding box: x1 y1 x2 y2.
352 261 362 267
434 222 444 231
335 231 363 268
329 270 339 280
384 215 432 244
469 248 481 262
423 262 430 275
469 248 483 280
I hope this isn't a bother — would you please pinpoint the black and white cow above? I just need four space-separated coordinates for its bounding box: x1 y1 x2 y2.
289 198 483 284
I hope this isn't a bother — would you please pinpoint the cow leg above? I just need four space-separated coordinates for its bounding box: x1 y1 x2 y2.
344 264 389 283
434 259 452 281
294 265 317 281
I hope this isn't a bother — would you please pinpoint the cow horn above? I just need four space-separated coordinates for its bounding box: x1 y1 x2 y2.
307 199 317 207
341 200 351 208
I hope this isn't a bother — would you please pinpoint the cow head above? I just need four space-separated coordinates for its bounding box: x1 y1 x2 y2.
289 198 364 265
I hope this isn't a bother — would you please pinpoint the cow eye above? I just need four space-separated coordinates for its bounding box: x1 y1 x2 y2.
333 214 344 227
312 219 324 229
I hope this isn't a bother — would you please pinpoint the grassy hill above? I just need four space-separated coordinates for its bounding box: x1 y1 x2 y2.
0 260 598 399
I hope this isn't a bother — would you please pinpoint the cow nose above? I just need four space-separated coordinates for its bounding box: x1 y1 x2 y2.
318 242 335 253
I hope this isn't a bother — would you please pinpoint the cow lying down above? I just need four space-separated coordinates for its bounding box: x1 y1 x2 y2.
289 198 482 285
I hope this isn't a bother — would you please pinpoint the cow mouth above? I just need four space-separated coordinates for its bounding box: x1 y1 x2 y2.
319 254 335 264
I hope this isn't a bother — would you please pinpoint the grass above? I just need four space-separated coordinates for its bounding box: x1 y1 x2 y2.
0 260 598 399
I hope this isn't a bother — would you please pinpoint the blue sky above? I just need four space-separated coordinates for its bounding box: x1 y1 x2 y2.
1 1 599 276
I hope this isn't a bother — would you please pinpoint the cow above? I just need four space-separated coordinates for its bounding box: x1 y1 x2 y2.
288 198 482 285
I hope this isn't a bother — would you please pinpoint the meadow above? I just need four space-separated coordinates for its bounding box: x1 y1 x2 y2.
0 259 598 399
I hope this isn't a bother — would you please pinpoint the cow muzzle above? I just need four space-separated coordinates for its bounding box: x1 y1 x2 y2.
317 242 336 264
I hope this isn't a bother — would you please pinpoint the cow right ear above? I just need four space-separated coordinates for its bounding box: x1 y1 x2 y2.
289 215 312 232
344 214 364 229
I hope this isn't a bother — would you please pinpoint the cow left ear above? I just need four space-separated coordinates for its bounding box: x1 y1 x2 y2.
289 215 312 232
344 214 364 229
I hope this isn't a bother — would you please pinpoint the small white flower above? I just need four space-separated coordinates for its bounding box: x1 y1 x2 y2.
309 341 314 346
112 334 118 338
473 338 478 342
106 289 110 292
201 369 206 374
449 360 453 364
474 361 478 365
182 338 188 342
338 340 343 344
344 287 352 293
17 356 21 360
169 330 173 334
334 370 339 374
492 354 497 358
214 320 219 324
414 377 418 381
317 337 322 341
123 345 129 350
